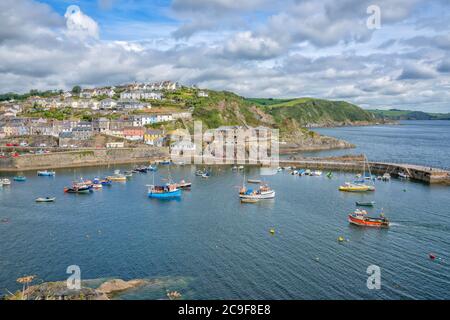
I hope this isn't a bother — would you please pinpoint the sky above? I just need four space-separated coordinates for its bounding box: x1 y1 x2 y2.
0 0 449 112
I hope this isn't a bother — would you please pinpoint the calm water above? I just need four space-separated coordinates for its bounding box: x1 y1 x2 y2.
0 121 449 299
307 120 450 169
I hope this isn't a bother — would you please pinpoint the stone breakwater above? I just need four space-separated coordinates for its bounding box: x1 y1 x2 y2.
0 147 169 172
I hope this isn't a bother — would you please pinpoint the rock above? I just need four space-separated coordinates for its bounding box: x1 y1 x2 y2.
97 279 146 294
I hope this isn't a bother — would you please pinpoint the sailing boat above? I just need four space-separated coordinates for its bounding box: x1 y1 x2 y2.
340 155 375 192
147 166 181 199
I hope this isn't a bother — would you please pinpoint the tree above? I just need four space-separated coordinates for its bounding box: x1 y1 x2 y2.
72 86 81 94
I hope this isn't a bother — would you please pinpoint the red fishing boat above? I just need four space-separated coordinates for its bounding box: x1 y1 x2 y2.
348 209 389 228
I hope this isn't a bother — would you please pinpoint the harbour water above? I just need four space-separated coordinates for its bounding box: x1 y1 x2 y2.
308 120 450 169
1 121 450 299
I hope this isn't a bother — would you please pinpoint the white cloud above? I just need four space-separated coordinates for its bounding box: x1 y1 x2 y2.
64 5 99 40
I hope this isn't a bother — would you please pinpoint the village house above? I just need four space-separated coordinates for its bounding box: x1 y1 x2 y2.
92 118 110 133
94 87 115 97
79 89 95 99
144 129 165 146
51 120 73 136
120 90 163 100
100 98 117 110
197 90 209 97
123 126 145 141
58 132 74 146
72 127 93 140
116 99 148 110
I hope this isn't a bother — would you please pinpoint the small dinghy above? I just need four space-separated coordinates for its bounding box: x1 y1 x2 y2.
35 197 56 203
247 179 261 184
356 201 376 207
13 176 27 182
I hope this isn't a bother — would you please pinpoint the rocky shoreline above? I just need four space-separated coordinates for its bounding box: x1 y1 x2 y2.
3 278 184 300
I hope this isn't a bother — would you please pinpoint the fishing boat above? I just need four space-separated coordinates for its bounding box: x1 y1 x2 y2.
1 178 11 185
339 182 371 192
64 185 92 194
382 173 391 181
239 184 275 199
160 160 171 165
37 170 55 177
304 169 311 176
310 170 323 176
348 209 389 228
35 197 56 202
175 180 192 189
247 179 261 184
13 176 27 182
298 169 306 176
147 183 181 198
356 201 376 207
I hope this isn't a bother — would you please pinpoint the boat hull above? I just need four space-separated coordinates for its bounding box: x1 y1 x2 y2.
239 191 275 199
348 214 389 228
148 189 181 198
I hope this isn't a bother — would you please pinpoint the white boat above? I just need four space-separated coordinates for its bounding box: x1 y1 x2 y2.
1 179 11 185
382 173 391 181
305 169 311 175
398 172 410 179
310 170 322 176
239 185 276 199
239 171 275 199
238 166 244 170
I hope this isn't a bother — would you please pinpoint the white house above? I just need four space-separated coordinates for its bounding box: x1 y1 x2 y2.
120 91 163 100
100 98 117 109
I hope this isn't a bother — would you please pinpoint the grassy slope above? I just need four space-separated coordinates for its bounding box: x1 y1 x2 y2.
259 98 375 129
369 109 450 120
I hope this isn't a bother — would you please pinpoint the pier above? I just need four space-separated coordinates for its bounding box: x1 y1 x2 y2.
279 155 450 185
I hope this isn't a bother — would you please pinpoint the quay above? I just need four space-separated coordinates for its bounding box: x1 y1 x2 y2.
278 156 450 185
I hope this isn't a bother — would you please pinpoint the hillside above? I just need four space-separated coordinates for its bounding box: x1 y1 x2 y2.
369 109 450 120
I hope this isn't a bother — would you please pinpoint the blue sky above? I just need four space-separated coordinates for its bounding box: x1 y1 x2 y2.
1 0 450 112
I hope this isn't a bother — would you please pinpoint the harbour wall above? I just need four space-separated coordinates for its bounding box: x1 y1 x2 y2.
0 147 169 172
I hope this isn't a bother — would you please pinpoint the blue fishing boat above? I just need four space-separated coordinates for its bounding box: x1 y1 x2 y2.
147 183 181 198
160 160 171 165
13 176 27 182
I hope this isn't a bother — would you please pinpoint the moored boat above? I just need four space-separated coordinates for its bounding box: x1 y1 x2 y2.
35 197 56 202
64 185 92 194
175 180 192 189
37 170 55 177
348 209 389 228
310 170 323 176
239 184 275 199
398 172 410 179
339 182 371 192
356 201 376 207
13 176 27 182
247 179 261 184
1 178 11 185
382 173 391 181
147 183 181 199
